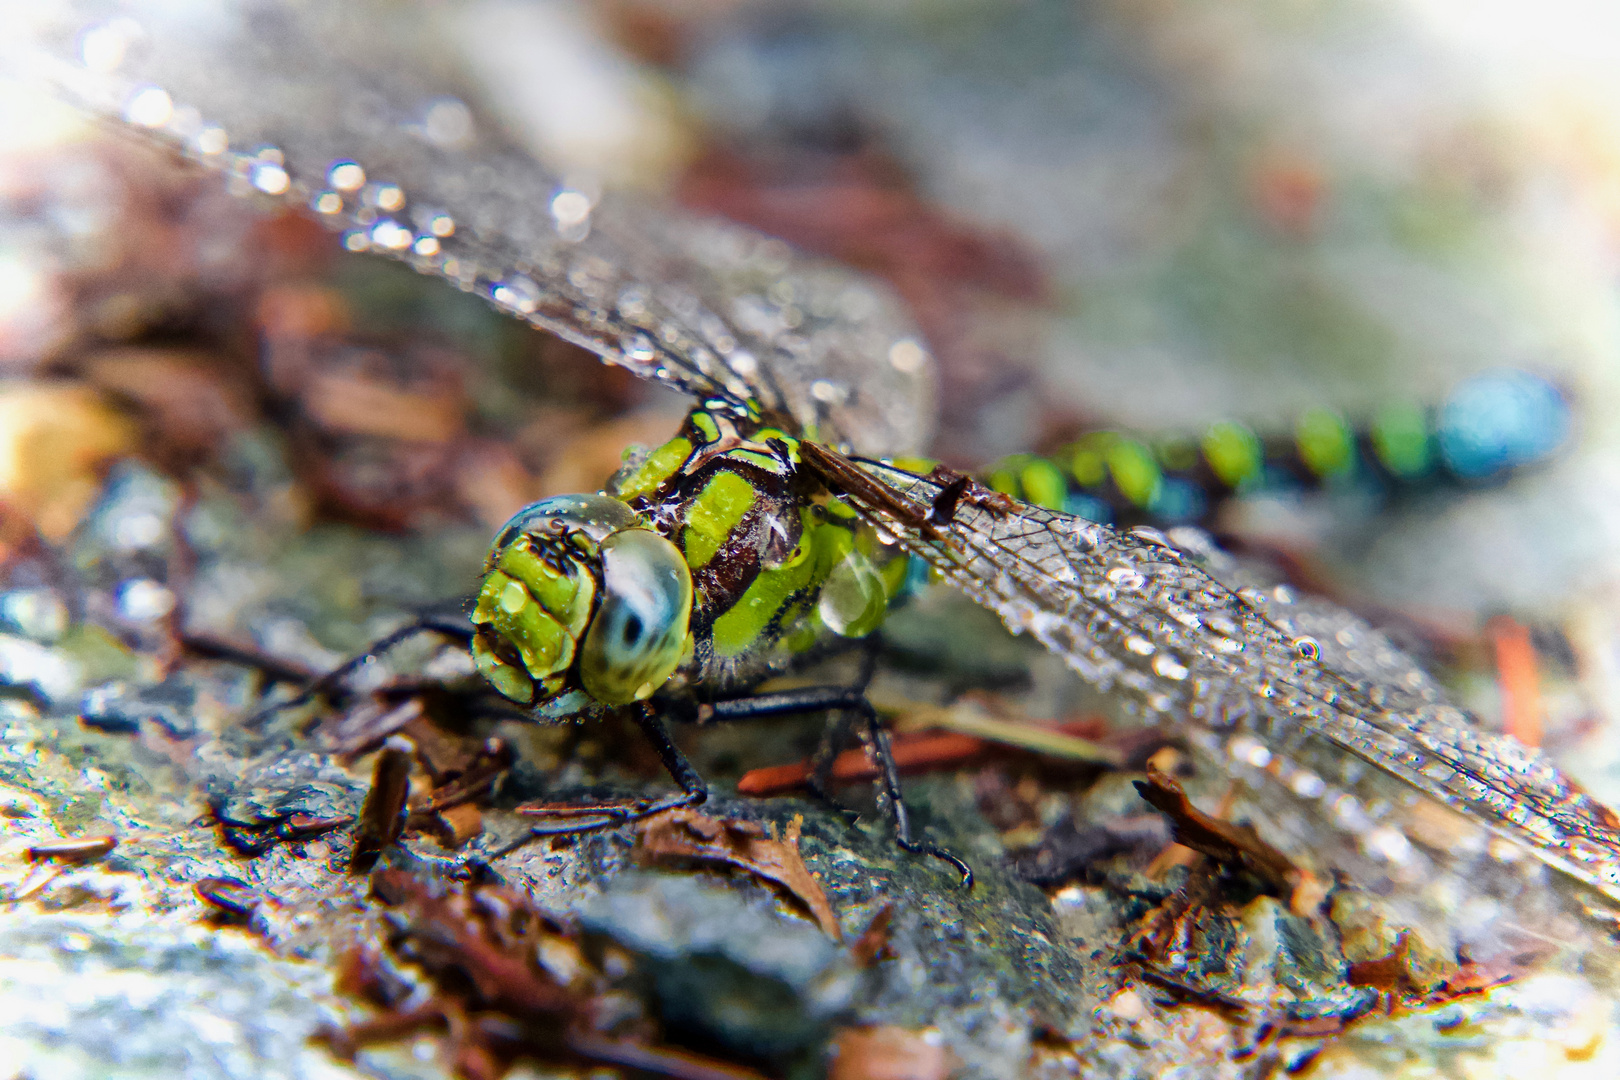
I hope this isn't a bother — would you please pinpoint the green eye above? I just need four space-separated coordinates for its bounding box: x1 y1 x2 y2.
579 529 693 705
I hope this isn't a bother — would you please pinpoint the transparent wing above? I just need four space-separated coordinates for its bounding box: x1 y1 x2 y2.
11 0 936 457
830 452 1620 911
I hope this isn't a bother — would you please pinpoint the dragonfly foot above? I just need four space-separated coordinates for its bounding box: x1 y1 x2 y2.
898 837 974 888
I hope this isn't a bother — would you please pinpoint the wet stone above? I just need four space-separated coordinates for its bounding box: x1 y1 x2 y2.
576 871 857 1069
79 677 199 739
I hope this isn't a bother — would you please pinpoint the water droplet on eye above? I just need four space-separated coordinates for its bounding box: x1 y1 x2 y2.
428 213 455 238
1292 636 1320 661
1125 636 1154 656
124 86 172 128
412 237 440 257
328 161 366 191
312 191 342 215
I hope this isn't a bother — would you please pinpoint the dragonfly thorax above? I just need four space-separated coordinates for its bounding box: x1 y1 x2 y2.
472 409 909 716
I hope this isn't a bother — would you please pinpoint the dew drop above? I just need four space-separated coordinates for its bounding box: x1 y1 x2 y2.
250 161 290 195
193 126 228 155
124 86 172 128
888 337 929 374
810 379 847 405
421 96 474 149
374 184 405 212
492 276 541 314
620 332 657 364
81 18 141 73
550 190 592 230
370 219 413 250
328 161 366 192
1151 653 1189 681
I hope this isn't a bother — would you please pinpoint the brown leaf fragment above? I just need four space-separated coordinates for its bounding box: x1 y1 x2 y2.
850 904 896 968
828 1025 955 1080
1346 932 1413 994
1133 764 1321 914
313 1003 448 1061
348 737 413 873
194 876 259 922
637 809 842 940
302 369 465 444
26 835 117 864
332 943 413 1009
367 871 579 1021
413 739 515 815
430 803 484 849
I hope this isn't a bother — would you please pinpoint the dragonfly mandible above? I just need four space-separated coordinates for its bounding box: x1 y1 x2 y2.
24 1 1620 910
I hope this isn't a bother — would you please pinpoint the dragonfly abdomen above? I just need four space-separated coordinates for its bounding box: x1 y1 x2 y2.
987 369 1570 528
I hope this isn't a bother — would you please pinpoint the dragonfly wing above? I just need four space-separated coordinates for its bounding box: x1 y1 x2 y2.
16 1 936 457
842 456 1620 909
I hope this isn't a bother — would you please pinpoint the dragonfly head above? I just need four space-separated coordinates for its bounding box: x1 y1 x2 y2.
471 494 692 711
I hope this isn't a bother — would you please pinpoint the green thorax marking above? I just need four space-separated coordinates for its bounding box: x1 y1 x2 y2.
611 407 906 674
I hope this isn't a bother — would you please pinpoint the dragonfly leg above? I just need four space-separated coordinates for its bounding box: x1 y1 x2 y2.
808 638 879 815
244 616 473 730
807 708 860 813
862 709 974 889
496 703 709 856
699 683 974 888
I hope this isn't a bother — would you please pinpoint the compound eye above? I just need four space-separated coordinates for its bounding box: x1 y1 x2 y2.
579 529 692 705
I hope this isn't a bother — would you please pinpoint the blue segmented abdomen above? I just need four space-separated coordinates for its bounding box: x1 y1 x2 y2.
985 369 1570 527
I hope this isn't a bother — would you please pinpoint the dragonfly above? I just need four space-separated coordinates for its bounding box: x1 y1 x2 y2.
22 2 1620 911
